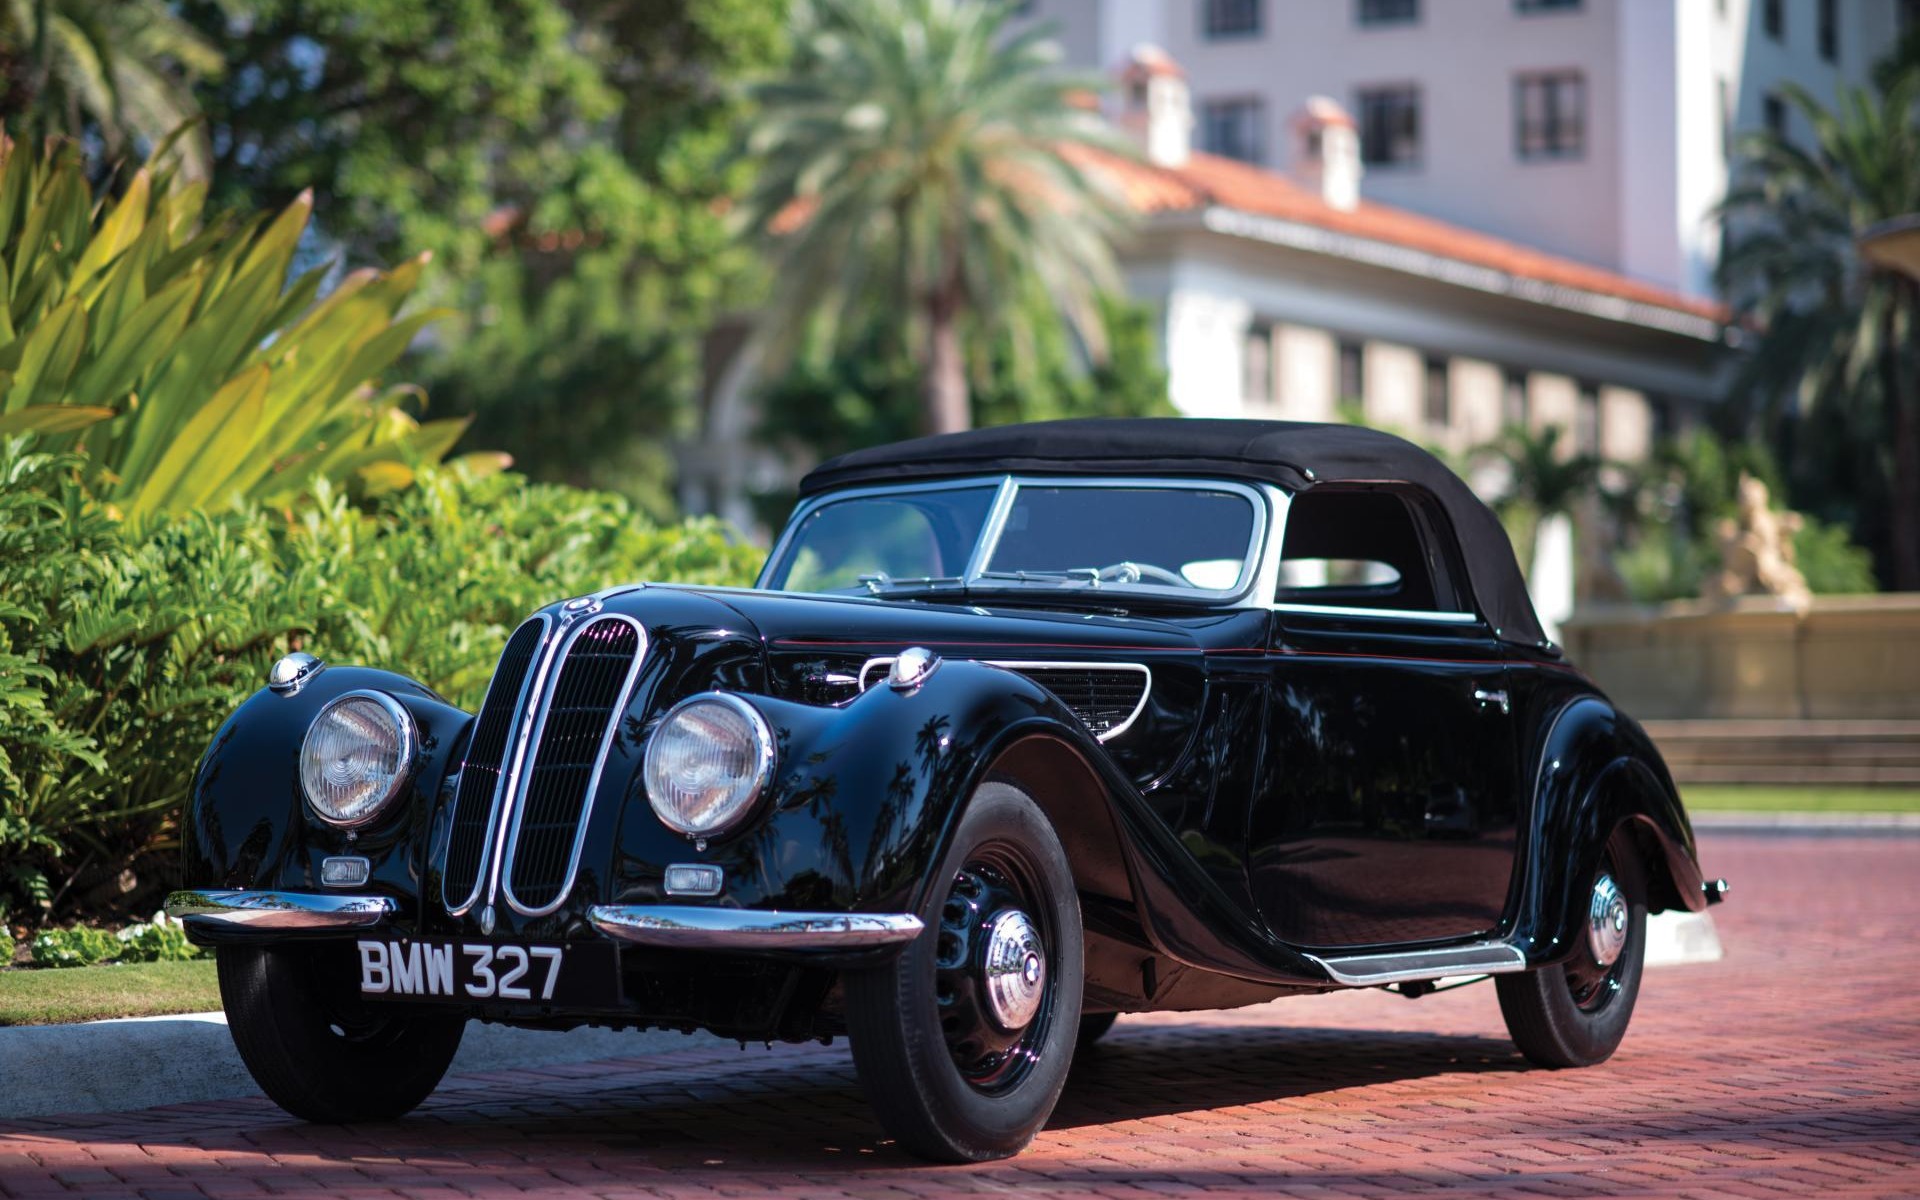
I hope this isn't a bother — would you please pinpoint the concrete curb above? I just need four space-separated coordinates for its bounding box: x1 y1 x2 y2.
1693 810 1920 836
0 1010 722 1120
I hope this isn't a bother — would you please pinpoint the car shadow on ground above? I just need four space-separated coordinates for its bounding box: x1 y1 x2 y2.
1 1022 1524 1170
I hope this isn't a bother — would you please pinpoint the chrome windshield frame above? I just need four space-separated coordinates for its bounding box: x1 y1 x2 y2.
758 475 1282 607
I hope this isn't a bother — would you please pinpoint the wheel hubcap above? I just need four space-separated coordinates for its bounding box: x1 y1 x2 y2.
982 909 1046 1031
1587 872 1628 967
933 858 1056 1094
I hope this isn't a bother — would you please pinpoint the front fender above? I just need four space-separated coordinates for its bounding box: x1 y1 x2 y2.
184 665 472 934
616 661 1085 920
1510 696 1708 966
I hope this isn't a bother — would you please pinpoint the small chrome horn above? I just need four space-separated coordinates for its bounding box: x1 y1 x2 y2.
268 651 325 696
888 646 941 691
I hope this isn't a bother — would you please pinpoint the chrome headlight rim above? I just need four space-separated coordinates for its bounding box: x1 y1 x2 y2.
299 688 418 828
643 692 777 839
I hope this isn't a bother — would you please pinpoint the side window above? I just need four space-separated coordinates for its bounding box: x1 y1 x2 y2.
1276 486 1471 615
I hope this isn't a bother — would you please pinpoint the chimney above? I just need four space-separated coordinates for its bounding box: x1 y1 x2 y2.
1289 96 1363 211
1115 44 1191 169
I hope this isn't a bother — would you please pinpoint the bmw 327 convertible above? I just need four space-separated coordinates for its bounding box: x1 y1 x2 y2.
169 418 1724 1162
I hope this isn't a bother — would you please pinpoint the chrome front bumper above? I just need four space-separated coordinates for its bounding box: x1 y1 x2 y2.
586 905 924 950
165 889 398 930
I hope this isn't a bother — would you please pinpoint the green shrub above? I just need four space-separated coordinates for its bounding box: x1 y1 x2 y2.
0 439 760 921
1795 516 1879 595
30 926 119 967
0 132 477 525
0 928 15 966
115 913 198 963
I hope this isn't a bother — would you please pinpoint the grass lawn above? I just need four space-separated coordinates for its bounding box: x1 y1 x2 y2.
0 959 219 1027
1683 786 1920 813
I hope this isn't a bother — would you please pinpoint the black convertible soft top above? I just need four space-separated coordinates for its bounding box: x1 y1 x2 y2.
800 418 1549 648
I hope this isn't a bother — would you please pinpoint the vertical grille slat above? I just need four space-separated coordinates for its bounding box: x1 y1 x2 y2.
441 618 546 909
505 616 643 913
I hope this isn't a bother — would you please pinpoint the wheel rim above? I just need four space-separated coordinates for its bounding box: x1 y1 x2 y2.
1565 864 1631 1012
932 842 1057 1096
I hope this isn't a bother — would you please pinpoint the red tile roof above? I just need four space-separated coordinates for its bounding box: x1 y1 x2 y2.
1069 145 1727 325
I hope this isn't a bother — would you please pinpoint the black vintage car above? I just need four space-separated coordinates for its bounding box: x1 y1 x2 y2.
169 419 1724 1162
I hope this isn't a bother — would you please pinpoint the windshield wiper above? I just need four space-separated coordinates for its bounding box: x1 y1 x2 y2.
976 569 1103 586
857 573 965 596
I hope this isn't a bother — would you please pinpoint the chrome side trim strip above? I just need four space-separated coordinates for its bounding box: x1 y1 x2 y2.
501 614 649 917
1306 940 1529 987
445 614 552 916
587 905 924 950
166 890 398 930
1271 602 1482 625
857 657 1153 743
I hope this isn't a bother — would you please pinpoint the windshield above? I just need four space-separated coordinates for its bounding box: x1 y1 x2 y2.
763 479 1265 598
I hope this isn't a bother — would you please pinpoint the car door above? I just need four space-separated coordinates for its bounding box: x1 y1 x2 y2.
1246 485 1522 951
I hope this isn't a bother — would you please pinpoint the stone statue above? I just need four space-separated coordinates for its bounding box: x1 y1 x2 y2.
1574 491 1634 605
1703 473 1812 608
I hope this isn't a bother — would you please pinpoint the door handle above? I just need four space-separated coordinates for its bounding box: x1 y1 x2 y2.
1473 688 1510 715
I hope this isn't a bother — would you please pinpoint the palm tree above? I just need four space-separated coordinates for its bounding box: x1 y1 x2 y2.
736 0 1134 435
1717 73 1920 589
0 0 222 176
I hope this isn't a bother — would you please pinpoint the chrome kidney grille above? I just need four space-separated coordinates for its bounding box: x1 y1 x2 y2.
440 612 646 917
442 616 547 911
503 617 645 914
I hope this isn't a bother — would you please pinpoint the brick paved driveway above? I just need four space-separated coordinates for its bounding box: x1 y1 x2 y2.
4 833 1917 1198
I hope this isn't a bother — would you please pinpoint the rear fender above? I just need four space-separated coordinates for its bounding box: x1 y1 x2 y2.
1511 696 1708 965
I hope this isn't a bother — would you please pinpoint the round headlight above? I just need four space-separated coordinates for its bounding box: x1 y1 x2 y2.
643 694 776 838
299 690 417 827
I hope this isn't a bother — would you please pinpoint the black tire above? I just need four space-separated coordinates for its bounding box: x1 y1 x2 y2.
218 942 465 1123
845 781 1084 1162
1077 1011 1119 1050
1496 829 1649 1068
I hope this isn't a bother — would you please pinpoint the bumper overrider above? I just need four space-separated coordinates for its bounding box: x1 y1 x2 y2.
165 890 924 950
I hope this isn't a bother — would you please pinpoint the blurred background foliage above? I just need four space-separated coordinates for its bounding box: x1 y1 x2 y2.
0 132 482 523
0 439 756 926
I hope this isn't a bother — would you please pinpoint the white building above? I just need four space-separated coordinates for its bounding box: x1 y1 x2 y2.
1011 0 1902 300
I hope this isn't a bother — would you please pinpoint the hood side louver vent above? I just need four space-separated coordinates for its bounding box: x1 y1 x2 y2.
857 658 1151 742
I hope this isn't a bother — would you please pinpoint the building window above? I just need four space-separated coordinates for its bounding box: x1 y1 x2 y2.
1717 76 1732 158
1203 0 1262 39
1516 0 1580 11
1515 71 1586 160
1503 369 1529 428
1818 0 1837 61
1338 340 1366 409
1356 0 1418 27
1423 357 1451 429
1201 97 1265 164
1357 86 1421 167
1762 0 1784 40
1243 323 1274 409
1763 92 1787 139
1576 384 1601 454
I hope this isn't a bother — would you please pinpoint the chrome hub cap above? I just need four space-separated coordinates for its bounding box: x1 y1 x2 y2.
933 858 1057 1095
982 909 1046 1031
1587 872 1628 967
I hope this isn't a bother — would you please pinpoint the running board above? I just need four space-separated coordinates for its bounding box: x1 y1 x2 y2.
1307 940 1529 987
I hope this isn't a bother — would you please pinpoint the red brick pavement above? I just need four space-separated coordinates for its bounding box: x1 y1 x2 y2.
3 833 1917 1198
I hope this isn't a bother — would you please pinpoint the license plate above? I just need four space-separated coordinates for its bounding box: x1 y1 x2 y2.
356 938 618 1006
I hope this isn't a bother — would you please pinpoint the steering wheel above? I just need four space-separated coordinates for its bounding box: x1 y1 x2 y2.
1094 561 1194 587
